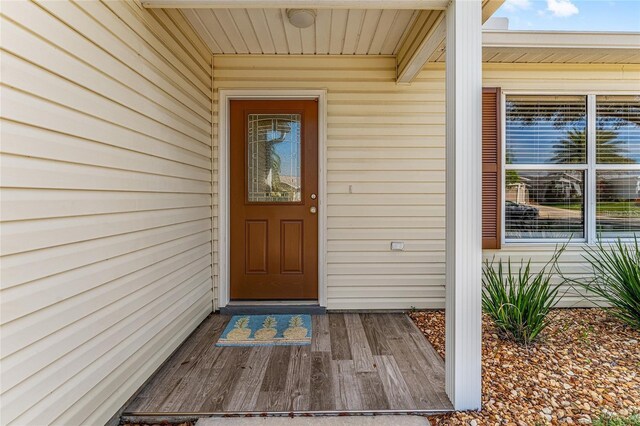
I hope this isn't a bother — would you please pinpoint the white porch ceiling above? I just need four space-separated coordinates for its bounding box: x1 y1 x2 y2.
181 8 420 55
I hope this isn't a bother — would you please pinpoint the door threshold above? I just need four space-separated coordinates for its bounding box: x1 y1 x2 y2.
220 302 326 315
228 300 319 306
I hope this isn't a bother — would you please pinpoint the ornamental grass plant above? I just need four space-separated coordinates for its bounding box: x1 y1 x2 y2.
568 237 640 330
482 245 567 345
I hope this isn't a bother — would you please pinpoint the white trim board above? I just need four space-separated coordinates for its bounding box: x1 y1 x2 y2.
217 89 328 308
483 30 640 50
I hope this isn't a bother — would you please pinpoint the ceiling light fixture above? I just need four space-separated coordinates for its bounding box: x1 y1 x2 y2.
286 9 316 29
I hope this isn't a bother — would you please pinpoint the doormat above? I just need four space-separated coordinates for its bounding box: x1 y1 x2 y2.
216 314 312 346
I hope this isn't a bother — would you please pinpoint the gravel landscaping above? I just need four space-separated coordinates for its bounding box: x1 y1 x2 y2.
410 308 640 425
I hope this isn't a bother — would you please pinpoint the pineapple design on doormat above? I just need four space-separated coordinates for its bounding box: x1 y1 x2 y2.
216 314 311 346
254 316 278 340
225 316 251 341
283 315 308 340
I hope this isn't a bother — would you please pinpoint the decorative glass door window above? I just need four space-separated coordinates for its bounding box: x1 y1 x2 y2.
247 114 302 202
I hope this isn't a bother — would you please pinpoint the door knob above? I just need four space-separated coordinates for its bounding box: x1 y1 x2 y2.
310 206 317 214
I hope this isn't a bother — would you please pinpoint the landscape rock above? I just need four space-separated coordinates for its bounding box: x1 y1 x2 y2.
411 309 640 426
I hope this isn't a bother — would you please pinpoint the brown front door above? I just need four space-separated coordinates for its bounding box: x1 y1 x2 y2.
230 99 318 300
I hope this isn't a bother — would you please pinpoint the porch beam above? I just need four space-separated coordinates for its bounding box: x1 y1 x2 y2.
444 0 483 412
142 0 448 9
396 11 445 84
395 0 503 84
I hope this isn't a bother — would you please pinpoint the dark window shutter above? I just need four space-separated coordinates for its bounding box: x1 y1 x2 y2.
482 88 502 249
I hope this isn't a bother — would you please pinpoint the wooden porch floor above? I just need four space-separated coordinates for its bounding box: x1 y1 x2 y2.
123 313 452 419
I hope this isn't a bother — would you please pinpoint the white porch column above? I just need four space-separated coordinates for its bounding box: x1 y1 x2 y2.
444 0 483 411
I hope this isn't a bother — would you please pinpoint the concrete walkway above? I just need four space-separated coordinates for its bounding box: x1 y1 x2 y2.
195 416 430 426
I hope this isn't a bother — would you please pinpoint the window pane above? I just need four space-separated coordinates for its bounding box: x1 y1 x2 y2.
505 170 585 239
248 114 301 202
596 171 640 238
506 96 587 165
596 96 640 164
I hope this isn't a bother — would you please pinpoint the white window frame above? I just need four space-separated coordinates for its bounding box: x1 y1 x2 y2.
501 92 640 245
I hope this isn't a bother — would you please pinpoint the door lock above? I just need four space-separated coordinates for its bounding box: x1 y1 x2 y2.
311 193 317 200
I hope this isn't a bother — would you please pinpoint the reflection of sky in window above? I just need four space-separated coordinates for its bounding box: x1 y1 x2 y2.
272 122 301 179
597 117 640 164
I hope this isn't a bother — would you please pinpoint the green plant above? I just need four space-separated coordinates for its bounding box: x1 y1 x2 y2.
578 324 595 346
482 245 567 345
569 237 640 330
593 413 640 426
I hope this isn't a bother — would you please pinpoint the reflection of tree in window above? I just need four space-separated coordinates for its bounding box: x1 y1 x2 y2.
505 96 586 164
552 128 636 165
264 123 286 196
504 150 520 186
597 99 640 164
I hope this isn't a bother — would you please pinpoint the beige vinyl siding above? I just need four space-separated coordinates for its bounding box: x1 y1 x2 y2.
482 63 640 307
212 55 447 310
0 1 213 425
213 59 639 310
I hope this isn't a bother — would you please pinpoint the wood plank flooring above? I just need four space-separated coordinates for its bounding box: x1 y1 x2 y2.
123 313 452 417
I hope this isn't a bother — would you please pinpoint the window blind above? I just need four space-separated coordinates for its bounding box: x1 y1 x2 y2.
596 171 640 238
596 96 640 165
505 170 585 239
506 96 587 165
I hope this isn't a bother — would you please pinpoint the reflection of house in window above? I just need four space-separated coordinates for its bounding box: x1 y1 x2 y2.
506 172 583 206
597 173 640 202
505 181 529 204
505 170 585 239
533 172 583 204
596 172 640 236
278 175 301 195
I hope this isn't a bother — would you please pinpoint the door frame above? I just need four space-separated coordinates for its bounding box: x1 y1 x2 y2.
217 89 328 308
